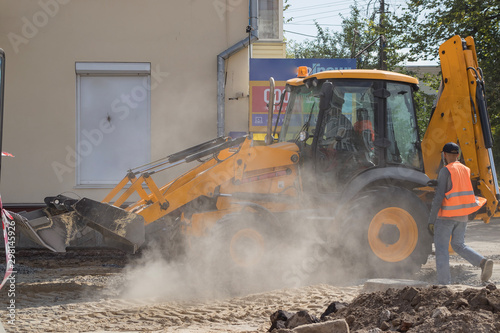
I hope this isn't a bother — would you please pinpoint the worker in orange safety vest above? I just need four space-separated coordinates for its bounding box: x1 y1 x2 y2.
428 142 493 285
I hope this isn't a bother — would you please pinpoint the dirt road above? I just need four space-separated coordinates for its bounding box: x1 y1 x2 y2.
0 219 499 332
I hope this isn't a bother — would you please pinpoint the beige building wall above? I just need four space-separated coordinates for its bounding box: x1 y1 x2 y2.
252 42 286 58
0 0 282 204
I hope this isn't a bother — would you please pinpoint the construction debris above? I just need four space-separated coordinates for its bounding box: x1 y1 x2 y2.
269 284 500 333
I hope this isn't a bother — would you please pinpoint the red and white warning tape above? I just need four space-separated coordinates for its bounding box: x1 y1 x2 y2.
0 152 15 290
0 198 14 290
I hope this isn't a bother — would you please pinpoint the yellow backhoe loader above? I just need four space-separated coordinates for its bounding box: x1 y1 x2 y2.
13 35 500 277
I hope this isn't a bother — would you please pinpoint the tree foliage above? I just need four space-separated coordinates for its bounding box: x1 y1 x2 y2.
410 73 441 137
286 6 380 68
285 2 438 135
285 0 500 155
393 0 500 160
286 4 408 70
393 0 500 63
283 0 291 23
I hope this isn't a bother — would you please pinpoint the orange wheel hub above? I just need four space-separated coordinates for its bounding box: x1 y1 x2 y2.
229 228 265 267
367 207 418 262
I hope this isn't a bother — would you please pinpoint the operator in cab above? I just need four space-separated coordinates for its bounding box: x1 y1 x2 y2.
428 142 493 285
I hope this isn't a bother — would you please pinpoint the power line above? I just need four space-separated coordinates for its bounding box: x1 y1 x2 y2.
291 12 351 24
284 30 319 38
286 23 343 26
289 6 355 19
287 1 349 12
287 0 369 13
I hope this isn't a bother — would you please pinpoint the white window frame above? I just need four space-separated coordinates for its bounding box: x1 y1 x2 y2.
258 0 283 41
75 62 151 188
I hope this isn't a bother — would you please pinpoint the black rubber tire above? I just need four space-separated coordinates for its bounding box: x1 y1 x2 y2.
142 217 186 261
340 186 432 278
200 208 283 296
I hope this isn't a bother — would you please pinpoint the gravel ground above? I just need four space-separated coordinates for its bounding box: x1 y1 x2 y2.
0 219 497 332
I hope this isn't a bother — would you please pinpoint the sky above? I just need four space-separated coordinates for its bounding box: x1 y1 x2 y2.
283 0 438 65
284 0 379 43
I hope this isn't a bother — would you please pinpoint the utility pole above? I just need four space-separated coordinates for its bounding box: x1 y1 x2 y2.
379 0 387 70
351 29 359 59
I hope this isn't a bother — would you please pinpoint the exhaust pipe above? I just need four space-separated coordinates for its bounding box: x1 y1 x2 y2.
266 77 275 145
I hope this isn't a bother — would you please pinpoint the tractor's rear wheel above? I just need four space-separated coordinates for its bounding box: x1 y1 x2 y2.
341 186 432 278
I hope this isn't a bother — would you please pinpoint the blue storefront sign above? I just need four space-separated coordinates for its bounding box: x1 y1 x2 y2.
249 58 356 132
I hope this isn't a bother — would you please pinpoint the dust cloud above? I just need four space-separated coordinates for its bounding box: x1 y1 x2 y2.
117 247 213 300
114 207 365 303
112 143 421 302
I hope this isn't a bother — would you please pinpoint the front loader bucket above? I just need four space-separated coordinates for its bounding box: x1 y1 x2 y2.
74 198 145 253
14 197 145 253
14 209 84 252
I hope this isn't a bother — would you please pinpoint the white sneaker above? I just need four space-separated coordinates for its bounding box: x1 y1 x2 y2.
481 259 493 282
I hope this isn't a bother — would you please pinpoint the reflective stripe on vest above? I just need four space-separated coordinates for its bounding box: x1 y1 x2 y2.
438 161 486 217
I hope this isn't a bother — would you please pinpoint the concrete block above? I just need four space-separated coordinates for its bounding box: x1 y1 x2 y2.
292 319 349 333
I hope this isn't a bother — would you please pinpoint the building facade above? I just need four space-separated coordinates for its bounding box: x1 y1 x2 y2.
0 0 285 206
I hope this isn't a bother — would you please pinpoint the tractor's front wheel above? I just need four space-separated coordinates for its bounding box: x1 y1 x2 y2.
201 208 283 296
341 186 432 277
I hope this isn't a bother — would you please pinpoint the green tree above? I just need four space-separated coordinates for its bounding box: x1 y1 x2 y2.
283 0 291 23
394 0 500 157
286 4 408 70
409 72 441 137
284 2 443 136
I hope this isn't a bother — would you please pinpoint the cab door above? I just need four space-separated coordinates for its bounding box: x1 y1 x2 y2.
312 79 379 193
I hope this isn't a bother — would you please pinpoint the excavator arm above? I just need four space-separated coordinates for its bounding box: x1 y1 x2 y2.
422 35 500 222
15 136 300 252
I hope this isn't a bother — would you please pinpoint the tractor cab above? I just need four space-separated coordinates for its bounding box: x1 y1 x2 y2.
278 68 424 194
